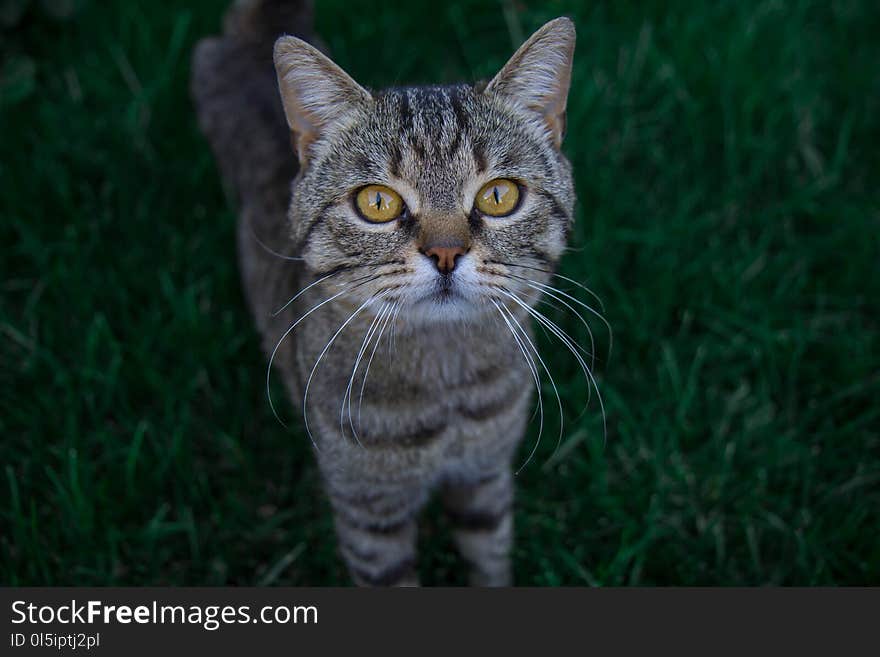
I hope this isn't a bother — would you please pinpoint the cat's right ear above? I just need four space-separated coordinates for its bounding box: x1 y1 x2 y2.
484 17 575 149
274 36 371 166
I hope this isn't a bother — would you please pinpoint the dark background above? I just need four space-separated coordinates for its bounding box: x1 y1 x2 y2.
2 0 878 585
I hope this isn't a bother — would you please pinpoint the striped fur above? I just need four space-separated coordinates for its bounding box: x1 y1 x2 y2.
192 0 576 586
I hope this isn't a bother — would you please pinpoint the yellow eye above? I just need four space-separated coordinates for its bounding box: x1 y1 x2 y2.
475 178 520 217
355 185 404 223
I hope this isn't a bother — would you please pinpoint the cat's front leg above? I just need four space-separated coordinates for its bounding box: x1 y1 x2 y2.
326 480 425 587
442 469 514 586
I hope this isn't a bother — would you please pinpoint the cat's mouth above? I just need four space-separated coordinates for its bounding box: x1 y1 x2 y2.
430 287 460 304
409 274 473 311
404 261 487 320
425 275 462 304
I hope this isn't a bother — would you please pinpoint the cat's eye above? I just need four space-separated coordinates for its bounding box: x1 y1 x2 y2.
355 185 404 223
474 179 520 217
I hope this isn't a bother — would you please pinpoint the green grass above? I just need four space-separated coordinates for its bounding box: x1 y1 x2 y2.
2 0 878 585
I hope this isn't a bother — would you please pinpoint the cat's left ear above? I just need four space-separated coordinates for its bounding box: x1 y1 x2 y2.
484 17 575 148
274 36 372 165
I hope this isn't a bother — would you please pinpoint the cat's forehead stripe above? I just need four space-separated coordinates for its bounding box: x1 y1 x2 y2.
375 85 493 178
390 87 463 144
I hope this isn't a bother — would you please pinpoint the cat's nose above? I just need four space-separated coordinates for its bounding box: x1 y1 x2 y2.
420 245 468 274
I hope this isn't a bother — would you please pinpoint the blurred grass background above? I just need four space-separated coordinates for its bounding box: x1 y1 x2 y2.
2 0 878 585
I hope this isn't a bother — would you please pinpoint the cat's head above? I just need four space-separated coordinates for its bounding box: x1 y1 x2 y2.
274 18 576 324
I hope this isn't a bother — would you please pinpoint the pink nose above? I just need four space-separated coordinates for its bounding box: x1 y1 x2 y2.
421 245 467 274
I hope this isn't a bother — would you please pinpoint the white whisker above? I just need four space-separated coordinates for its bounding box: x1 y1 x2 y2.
517 276 613 361
491 299 554 475
388 296 405 353
356 299 398 432
302 293 387 450
340 301 391 445
248 220 304 262
497 299 564 472
272 271 340 317
495 260 607 314
521 280 597 371
498 287 607 451
266 285 355 431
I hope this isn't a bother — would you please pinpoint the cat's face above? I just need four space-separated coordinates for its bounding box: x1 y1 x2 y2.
275 19 576 324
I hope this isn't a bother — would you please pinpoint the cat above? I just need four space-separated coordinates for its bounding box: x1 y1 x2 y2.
192 0 578 586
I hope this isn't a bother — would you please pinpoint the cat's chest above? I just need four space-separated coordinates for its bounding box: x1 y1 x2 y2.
293 314 530 447
307 328 522 403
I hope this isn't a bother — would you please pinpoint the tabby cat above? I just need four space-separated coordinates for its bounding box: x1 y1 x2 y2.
192 0 580 586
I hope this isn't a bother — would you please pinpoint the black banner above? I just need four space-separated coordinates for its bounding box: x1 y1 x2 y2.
1 588 876 654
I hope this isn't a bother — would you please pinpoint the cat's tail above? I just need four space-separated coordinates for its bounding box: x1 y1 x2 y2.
191 0 314 331
191 0 314 212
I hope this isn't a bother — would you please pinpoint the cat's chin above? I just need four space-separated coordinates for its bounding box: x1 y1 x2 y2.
404 293 486 325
